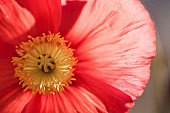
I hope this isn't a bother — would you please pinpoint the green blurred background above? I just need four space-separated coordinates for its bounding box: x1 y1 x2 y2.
130 0 170 113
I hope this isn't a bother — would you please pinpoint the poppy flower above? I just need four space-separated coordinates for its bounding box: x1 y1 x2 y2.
0 0 156 113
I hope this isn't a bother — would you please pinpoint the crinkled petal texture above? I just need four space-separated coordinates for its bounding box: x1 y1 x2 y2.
66 0 156 100
0 0 155 113
21 76 133 113
0 0 35 44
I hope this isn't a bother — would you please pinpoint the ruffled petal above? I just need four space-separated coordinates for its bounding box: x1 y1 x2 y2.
58 87 107 113
22 75 133 113
22 89 106 113
65 0 121 47
60 1 86 36
1 91 32 113
0 83 21 111
0 0 35 44
0 42 31 113
17 0 62 36
0 59 20 113
66 0 156 99
21 94 58 113
75 75 134 113
0 63 31 113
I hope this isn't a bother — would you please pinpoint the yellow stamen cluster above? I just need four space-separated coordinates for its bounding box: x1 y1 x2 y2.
12 33 77 94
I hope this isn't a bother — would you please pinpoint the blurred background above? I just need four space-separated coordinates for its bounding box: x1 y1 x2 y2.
130 0 170 113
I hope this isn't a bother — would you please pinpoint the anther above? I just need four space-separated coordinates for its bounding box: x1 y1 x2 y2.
12 33 77 94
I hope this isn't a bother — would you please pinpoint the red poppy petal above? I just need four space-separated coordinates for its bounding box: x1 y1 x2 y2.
21 89 107 113
22 77 133 113
59 1 86 36
21 94 58 113
21 93 88 113
0 0 35 44
75 75 134 113
0 39 16 59
0 41 17 86
0 77 31 113
0 59 17 89
0 83 20 111
66 0 156 100
0 60 19 112
1 91 32 113
65 0 121 47
0 41 31 113
16 0 62 36
58 87 107 113
61 0 87 5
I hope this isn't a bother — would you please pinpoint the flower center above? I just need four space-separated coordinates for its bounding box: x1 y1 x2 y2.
37 53 56 73
12 33 77 94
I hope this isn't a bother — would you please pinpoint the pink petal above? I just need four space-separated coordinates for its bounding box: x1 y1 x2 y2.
66 0 156 100
65 0 121 47
0 0 35 44
16 0 62 36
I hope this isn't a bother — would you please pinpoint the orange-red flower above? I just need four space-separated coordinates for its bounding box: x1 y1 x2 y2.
0 0 156 113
